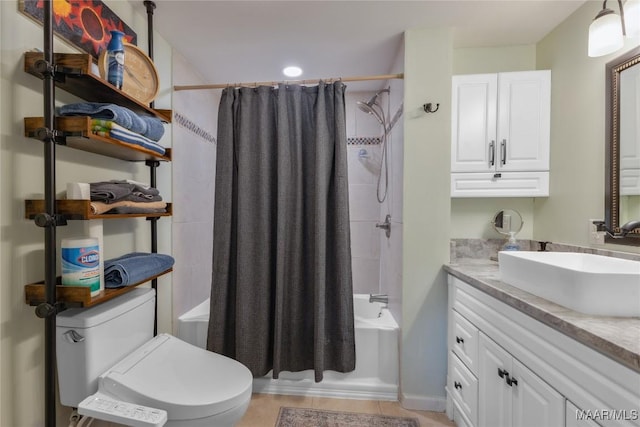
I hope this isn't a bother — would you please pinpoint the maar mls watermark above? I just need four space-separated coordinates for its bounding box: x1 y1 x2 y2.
576 409 639 421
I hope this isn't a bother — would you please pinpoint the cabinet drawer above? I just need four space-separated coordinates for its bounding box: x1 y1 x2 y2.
452 310 479 375
450 352 478 426
450 171 549 198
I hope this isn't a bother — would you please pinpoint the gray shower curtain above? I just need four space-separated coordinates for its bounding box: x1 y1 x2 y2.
208 81 355 382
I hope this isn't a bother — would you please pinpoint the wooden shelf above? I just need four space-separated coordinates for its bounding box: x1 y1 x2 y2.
24 268 173 308
24 52 171 123
25 117 172 162
25 199 172 220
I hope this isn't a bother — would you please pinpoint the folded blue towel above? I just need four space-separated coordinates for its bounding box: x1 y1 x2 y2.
60 102 147 135
140 115 165 141
59 103 165 141
104 252 174 288
92 121 166 155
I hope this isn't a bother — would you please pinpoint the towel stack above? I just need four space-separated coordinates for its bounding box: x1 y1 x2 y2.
58 102 166 155
90 180 167 215
104 252 174 288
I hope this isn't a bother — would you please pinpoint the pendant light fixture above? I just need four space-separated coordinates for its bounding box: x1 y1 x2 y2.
625 0 640 38
588 0 640 57
588 0 626 57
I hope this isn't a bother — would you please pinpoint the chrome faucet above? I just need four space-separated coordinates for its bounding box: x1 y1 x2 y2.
620 220 640 236
594 219 640 238
376 214 391 238
369 294 388 304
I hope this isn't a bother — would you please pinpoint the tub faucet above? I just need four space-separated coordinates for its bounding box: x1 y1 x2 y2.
369 294 388 304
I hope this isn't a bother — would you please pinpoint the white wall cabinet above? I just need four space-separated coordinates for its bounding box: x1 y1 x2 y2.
450 71 551 197
446 275 640 427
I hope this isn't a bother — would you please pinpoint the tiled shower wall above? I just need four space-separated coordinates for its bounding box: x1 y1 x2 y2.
345 83 404 313
345 91 384 295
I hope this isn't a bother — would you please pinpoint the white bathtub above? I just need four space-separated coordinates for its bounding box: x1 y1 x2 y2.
177 294 399 400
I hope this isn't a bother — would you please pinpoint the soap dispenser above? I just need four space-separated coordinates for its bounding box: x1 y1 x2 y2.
502 231 520 251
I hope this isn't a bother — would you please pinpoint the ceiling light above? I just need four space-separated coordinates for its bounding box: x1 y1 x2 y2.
588 0 631 57
283 66 302 78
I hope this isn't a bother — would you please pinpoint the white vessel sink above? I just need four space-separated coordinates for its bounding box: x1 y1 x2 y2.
498 251 640 317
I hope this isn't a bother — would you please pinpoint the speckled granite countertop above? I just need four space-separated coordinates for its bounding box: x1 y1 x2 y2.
444 259 640 373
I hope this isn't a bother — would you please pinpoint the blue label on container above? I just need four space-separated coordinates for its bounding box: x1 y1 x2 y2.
62 245 100 292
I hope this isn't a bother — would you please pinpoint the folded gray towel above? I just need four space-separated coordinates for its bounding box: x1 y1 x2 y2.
90 181 162 203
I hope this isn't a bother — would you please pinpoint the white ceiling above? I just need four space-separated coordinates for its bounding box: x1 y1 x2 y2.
147 0 587 91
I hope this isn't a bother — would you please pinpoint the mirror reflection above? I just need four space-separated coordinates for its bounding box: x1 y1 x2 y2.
492 209 524 236
619 60 640 227
606 46 640 244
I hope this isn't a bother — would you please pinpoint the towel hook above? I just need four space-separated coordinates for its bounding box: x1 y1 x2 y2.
423 102 440 113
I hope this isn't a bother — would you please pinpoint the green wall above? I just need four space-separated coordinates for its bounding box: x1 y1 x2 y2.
535 0 640 253
401 27 452 409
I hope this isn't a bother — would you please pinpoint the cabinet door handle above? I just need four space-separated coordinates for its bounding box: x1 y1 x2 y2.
501 139 507 165
455 336 464 344
489 140 496 166
506 375 518 387
454 381 462 390
498 368 508 378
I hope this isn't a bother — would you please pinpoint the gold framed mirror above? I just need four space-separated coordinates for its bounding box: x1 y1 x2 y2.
605 45 640 245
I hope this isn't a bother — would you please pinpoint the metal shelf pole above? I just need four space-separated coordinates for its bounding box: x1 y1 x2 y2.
42 1 57 425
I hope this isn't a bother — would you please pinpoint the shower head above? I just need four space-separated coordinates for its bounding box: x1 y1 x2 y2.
357 88 389 125
356 101 385 125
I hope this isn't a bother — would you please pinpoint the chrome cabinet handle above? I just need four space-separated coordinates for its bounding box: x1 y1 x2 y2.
489 140 495 166
501 139 507 165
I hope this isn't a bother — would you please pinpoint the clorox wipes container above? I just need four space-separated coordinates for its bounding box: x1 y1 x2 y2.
61 237 101 297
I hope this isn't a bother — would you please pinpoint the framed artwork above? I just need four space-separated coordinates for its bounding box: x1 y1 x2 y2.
19 0 138 59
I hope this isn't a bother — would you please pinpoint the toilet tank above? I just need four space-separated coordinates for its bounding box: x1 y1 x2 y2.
56 288 155 407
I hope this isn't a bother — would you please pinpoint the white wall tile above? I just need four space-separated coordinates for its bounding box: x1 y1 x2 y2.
349 184 381 221
350 220 382 259
351 257 380 295
347 145 381 185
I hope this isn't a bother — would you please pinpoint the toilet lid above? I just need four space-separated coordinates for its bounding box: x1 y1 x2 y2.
98 334 253 421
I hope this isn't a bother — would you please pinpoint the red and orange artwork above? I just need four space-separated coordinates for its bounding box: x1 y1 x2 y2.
19 0 138 58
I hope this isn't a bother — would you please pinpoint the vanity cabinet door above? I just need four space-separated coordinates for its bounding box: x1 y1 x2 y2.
478 332 564 427
565 401 602 427
511 358 564 427
478 333 512 427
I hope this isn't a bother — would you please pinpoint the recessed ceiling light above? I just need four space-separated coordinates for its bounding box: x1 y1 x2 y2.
283 66 303 78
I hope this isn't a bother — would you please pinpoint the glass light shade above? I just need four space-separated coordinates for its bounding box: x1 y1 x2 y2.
588 11 624 57
624 0 640 38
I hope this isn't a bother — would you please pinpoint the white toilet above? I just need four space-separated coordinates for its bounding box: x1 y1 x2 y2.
56 288 252 426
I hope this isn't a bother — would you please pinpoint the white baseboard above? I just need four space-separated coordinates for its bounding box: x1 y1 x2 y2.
400 392 447 412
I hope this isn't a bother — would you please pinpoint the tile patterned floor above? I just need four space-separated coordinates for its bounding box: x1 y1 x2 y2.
237 393 455 427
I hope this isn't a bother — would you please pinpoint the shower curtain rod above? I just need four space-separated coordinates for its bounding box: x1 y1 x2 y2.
173 73 404 91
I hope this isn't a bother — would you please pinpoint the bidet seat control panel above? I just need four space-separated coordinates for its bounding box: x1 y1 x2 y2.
78 392 167 427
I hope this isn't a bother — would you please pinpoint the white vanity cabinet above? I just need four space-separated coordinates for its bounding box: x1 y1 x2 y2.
446 274 640 427
478 333 564 427
450 70 550 197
